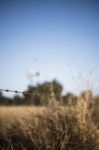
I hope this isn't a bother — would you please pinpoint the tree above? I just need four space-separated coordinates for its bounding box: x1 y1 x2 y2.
0 92 12 105
63 92 76 105
24 79 63 105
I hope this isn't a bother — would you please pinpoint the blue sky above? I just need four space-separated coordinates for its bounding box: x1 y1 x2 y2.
0 0 99 97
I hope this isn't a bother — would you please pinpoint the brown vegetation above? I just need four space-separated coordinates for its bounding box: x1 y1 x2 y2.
0 92 99 150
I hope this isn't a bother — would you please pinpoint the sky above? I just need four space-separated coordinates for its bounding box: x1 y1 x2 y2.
0 0 99 97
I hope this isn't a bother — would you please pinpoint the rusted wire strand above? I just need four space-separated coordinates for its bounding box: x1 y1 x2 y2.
0 88 40 96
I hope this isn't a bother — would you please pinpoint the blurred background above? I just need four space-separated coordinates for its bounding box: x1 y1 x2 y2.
0 0 99 98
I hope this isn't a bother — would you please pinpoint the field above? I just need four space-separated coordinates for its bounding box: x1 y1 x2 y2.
0 96 99 150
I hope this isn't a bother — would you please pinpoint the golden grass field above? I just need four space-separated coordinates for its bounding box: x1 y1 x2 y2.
0 96 99 150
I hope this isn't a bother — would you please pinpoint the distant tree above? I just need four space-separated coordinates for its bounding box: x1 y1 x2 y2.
0 91 3 98
13 95 24 105
52 79 63 101
23 85 41 105
0 92 12 105
63 92 76 105
0 92 4 105
24 79 63 105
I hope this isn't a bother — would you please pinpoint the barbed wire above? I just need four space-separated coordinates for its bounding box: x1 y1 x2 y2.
0 88 41 96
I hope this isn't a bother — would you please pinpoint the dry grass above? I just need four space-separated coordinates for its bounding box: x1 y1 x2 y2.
0 97 99 150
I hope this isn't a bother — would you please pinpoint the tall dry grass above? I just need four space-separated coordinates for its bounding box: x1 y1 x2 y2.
0 93 99 150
